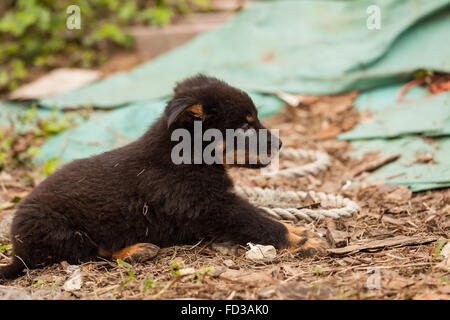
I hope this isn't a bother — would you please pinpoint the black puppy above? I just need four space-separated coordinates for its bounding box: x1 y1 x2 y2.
0 75 326 280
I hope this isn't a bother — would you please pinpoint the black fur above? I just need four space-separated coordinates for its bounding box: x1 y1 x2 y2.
0 74 290 281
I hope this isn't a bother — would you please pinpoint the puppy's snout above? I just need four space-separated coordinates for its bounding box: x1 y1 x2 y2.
270 134 282 153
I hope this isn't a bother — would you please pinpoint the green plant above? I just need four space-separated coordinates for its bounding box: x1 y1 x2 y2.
0 0 211 93
143 276 155 291
0 105 80 173
170 260 181 276
0 244 11 252
314 267 321 276
191 266 211 283
40 157 60 178
116 259 136 291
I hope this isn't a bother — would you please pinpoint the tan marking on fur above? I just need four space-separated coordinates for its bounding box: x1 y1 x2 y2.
174 104 204 123
98 247 111 257
223 149 249 167
223 149 263 167
283 223 309 237
187 104 203 118
285 232 302 249
246 114 255 123
299 237 328 253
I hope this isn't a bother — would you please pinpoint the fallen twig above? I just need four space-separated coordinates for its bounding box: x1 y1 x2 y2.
327 235 438 255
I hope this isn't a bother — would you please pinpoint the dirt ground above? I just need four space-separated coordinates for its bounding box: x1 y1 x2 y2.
0 87 449 300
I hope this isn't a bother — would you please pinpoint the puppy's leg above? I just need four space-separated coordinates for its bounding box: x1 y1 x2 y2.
101 243 160 263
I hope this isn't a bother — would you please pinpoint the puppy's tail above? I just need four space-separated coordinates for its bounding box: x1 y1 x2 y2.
0 257 24 282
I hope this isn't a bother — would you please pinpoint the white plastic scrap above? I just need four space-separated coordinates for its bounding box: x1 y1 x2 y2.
63 265 82 291
245 243 277 261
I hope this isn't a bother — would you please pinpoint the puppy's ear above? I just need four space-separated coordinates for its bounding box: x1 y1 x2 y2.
166 97 204 127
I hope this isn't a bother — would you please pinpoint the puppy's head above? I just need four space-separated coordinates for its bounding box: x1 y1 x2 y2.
165 74 282 168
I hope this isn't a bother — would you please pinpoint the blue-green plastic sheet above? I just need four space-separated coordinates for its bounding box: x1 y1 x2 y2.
339 88 450 140
39 0 450 108
338 86 450 191
348 137 450 192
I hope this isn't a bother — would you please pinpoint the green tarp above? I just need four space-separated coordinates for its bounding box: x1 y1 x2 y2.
39 0 450 108
339 87 450 139
338 84 450 191
349 137 450 192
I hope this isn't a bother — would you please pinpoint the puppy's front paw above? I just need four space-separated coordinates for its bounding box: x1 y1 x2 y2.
294 236 329 257
283 224 329 257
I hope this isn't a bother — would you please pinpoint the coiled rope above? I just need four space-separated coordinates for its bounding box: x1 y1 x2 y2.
236 148 360 222
235 186 359 222
259 148 331 178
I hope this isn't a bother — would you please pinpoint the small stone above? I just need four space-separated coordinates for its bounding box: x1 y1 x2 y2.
212 242 238 256
223 259 235 267
179 267 196 276
245 243 277 261
209 267 227 278
63 265 82 291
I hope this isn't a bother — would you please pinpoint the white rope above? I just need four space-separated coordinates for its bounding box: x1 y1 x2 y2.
235 186 359 222
235 148 359 222
258 148 331 179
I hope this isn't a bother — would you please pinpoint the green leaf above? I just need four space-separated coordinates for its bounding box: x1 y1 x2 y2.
41 157 60 177
0 71 8 86
118 2 138 21
117 259 132 269
170 261 181 276
11 196 22 203
139 7 173 26
0 152 7 166
26 146 42 157
0 244 11 252
314 267 321 276
88 23 132 47
25 105 37 122
144 276 154 291
1 137 13 151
